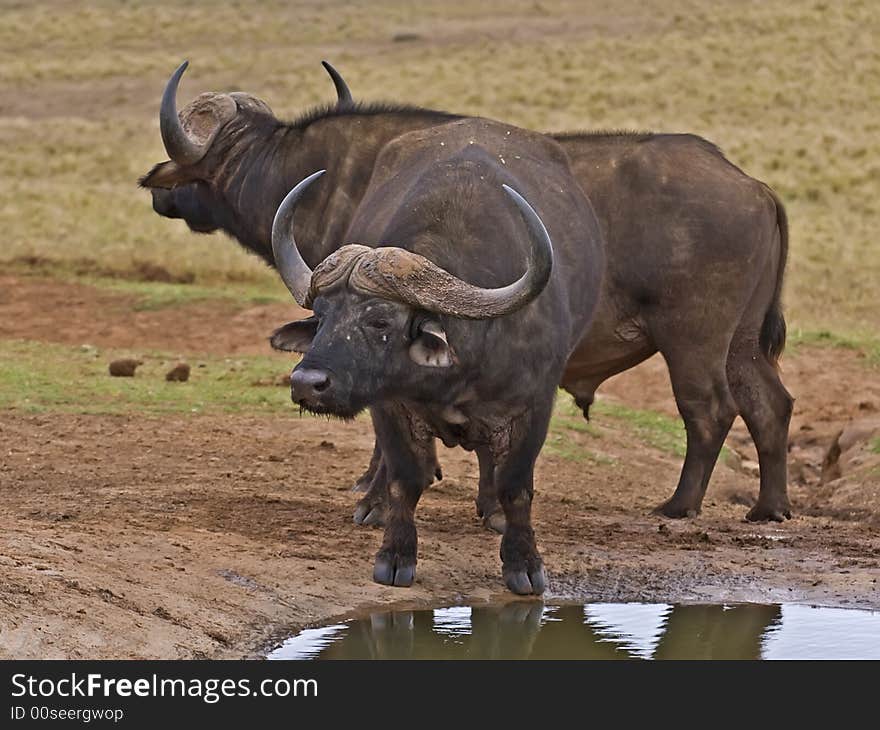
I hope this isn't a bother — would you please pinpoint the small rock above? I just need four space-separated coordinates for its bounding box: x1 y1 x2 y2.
165 362 191 382
205 629 230 645
320 440 335 450
108 358 141 377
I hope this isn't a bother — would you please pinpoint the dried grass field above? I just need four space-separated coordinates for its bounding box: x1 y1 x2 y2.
0 0 878 658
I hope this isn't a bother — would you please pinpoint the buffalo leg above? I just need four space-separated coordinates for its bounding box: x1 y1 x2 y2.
494 397 554 595
727 336 793 522
352 440 383 492
475 446 506 534
656 348 738 518
369 405 435 588
352 456 389 526
353 417 441 527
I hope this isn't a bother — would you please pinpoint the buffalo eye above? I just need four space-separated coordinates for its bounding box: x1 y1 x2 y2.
366 318 390 331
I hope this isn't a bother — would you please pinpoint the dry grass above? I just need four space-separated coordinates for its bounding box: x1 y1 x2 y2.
0 0 877 336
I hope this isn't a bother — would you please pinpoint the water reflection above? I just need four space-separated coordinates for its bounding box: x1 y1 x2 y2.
268 602 880 660
653 604 781 660
282 602 880 659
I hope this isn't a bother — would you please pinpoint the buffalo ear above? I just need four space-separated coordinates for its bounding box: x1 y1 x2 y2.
138 161 193 190
270 316 318 353
409 319 456 368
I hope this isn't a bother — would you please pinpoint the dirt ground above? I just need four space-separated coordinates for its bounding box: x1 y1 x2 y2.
1 275 879 659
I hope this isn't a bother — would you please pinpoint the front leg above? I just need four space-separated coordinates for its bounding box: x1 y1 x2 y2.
493 398 554 595
370 404 435 588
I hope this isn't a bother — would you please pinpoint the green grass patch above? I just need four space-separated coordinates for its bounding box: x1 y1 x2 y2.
543 434 617 465
788 329 880 366
592 399 687 458
87 277 288 311
550 397 602 437
545 396 615 464
0 339 305 416
870 437 880 455
548 393 695 461
5 255 289 311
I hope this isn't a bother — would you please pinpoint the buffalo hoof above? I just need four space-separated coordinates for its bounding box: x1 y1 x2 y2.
353 498 386 527
653 499 700 519
745 500 792 522
503 564 546 596
483 511 507 534
352 476 372 493
373 552 416 587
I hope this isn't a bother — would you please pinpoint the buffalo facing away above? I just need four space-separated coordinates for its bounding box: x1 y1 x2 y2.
139 62 792 530
270 117 605 593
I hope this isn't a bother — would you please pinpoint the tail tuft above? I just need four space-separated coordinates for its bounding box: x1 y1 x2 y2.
760 300 787 366
759 185 789 367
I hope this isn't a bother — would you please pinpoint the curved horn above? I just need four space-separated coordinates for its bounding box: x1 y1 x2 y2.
271 170 326 307
160 61 210 166
321 60 353 107
495 183 555 309
347 185 554 319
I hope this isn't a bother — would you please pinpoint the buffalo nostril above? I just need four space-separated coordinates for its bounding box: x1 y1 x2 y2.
290 368 331 400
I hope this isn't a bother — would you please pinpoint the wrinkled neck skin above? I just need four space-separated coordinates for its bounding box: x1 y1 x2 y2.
395 314 563 450
210 113 458 269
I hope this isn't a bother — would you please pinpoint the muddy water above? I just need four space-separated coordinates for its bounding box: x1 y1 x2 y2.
268 603 880 660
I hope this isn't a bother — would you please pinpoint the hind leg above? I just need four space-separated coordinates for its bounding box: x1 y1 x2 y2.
353 440 383 492
727 336 793 522
353 457 389 526
353 417 441 527
656 346 738 518
475 446 507 533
